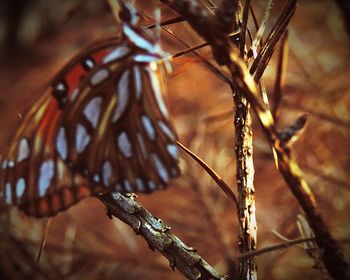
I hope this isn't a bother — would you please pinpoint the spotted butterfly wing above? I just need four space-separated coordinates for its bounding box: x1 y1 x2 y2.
0 3 180 217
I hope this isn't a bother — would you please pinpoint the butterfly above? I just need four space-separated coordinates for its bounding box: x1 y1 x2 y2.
0 1 180 217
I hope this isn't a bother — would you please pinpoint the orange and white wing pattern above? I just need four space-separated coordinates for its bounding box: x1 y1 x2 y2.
0 2 180 217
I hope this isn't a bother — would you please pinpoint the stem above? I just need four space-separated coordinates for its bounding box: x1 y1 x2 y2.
97 193 227 280
234 95 257 279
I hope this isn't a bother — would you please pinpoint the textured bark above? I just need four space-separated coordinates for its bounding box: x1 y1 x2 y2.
234 96 257 280
98 193 227 280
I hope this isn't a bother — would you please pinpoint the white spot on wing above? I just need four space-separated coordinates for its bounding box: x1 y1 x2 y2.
136 178 145 192
91 69 109 86
103 46 130 64
171 168 179 177
56 82 66 91
151 153 169 183
2 160 7 169
133 67 142 100
158 121 176 141
5 182 11 204
102 161 112 186
84 97 102 128
123 179 132 192
16 178 25 198
56 127 68 160
122 25 154 52
76 124 91 153
114 183 122 192
93 174 100 183
148 180 157 190
137 133 147 158
17 138 30 162
142 115 155 141
38 160 54 197
167 144 179 160
117 131 132 158
134 54 158 63
147 68 168 117
71 88 79 100
84 58 95 69
8 160 14 168
113 70 130 122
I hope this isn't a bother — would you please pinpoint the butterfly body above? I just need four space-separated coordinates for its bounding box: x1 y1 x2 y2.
0 3 179 217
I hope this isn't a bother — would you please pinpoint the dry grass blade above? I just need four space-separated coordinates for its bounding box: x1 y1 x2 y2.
250 0 297 80
272 30 289 120
177 141 237 206
238 237 314 259
146 15 186 29
239 0 251 57
36 217 52 265
251 0 274 53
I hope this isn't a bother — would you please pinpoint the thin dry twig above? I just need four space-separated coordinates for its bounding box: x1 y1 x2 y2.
272 30 289 120
97 192 227 280
177 141 237 205
36 217 52 265
237 237 314 259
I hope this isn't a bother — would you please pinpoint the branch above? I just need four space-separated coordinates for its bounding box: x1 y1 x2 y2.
229 0 258 278
97 193 227 280
159 0 350 279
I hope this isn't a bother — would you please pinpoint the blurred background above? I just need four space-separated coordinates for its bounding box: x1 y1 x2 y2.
0 0 349 279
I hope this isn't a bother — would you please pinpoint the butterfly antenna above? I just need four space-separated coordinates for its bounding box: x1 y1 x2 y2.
36 217 52 266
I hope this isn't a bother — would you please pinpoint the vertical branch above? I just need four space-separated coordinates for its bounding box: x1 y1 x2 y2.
216 0 258 278
234 96 257 280
233 1 257 278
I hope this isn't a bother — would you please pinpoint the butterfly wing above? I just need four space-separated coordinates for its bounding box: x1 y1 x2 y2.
58 56 180 196
0 39 125 216
0 40 180 217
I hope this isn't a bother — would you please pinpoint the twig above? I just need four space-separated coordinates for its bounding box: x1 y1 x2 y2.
177 141 237 205
97 193 227 280
159 0 350 279
238 237 314 259
250 1 296 81
272 30 289 120
36 217 52 265
251 0 274 54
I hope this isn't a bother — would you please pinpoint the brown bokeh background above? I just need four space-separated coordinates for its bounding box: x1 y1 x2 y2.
0 0 349 279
